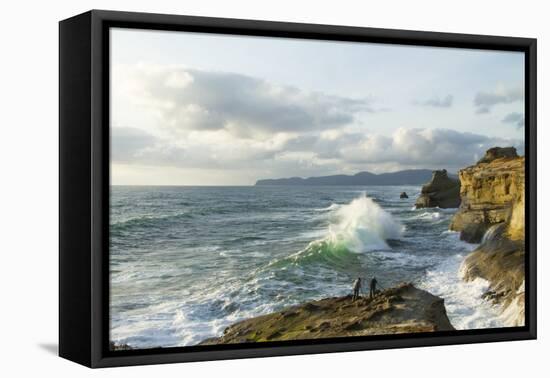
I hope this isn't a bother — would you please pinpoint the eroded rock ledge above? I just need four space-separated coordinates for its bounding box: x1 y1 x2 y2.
200 283 454 345
460 223 525 326
450 147 525 326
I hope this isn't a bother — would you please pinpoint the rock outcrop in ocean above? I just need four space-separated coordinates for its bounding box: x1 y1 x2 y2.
450 147 525 326
200 283 454 345
415 169 461 209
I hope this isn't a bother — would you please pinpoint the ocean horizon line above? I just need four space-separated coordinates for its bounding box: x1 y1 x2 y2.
110 183 426 187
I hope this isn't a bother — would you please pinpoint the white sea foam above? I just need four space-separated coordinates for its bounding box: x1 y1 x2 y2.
481 223 503 244
413 211 441 221
441 230 478 252
436 207 459 214
111 273 288 348
409 206 457 214
419 251 505 330
326 195 405 253
315 203 341 212
500 280 525 327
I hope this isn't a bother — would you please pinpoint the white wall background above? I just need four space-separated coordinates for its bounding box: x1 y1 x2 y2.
0 0 546 376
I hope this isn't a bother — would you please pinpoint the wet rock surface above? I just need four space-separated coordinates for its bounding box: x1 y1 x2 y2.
200 283 454 345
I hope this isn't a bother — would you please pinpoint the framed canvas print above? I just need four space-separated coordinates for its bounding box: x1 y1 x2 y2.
59 10 536 368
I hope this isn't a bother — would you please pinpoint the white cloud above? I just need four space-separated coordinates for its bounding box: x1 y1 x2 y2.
113 64 374 140
338 128 522 170
111 64 524 184
502 112 525 129
112 125 523 182
474 85 524 114
111 127 157 162
414 95 453 108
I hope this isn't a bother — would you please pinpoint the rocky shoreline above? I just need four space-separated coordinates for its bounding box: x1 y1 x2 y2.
450 147 525 326
200 283 454 345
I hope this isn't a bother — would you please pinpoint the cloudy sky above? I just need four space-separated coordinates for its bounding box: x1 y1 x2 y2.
110 28 525 185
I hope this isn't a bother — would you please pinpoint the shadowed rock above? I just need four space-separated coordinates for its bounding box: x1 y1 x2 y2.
477 147 518 164
459 223 525 326
415 169 460 209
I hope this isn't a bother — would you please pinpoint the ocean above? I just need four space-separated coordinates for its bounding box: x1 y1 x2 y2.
110 185 505 348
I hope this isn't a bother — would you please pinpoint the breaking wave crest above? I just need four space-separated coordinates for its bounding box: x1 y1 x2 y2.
270 195 404 269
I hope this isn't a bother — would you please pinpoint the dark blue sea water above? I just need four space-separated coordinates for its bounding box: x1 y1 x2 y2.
110 185 504 348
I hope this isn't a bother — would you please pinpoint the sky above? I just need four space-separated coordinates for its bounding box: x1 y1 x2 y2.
110 28 525 186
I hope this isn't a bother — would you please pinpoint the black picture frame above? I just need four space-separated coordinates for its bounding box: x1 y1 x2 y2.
59 9 537 368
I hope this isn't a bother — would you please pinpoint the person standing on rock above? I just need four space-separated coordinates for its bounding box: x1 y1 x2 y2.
352 277 362 301
369 277 378 299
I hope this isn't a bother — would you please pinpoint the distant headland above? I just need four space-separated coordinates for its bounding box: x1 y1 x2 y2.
255 169 456 186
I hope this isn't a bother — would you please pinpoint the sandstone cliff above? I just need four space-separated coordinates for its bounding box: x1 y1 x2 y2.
450 147 525 326
415 169 461 209
200 283 454 345
450 147 524 243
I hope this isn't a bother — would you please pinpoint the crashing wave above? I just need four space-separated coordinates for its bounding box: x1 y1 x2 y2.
269 195 404 269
